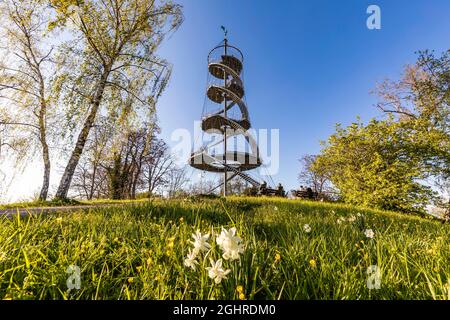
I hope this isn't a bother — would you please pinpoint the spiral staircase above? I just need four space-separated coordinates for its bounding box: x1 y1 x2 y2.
189 37 283 196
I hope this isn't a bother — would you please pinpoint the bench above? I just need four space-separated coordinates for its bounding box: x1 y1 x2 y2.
292 190 318 200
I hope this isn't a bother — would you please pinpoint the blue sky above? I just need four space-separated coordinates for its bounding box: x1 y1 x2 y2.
155 0 450 191
2 0 449 202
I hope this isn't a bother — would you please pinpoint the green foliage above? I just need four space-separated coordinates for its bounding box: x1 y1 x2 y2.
314 118 436 213
376 50 449 191
49 0 184 128
313 51 449 214
47 198 82 207
0 197 448 300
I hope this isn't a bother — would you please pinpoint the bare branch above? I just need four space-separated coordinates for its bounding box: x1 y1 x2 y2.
105 81 147 105
376 103 417 119
0 121 40 130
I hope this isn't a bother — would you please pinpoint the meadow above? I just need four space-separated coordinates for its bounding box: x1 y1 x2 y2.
0 197 448 300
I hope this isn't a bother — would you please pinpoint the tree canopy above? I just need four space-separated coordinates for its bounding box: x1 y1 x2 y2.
313 51 449 214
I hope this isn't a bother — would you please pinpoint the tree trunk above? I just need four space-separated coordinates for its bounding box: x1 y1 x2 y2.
131 168 139 199
39 139 50 201
88 161 97 200
55 67 110 200
108 153 123 200
445 199 450 222
38 87 50 201
148 166 154 196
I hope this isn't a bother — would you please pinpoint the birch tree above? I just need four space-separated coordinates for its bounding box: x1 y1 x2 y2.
0 0 55 200
50 0 183 199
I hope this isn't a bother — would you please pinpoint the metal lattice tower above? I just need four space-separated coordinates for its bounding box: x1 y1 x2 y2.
190 34 262 196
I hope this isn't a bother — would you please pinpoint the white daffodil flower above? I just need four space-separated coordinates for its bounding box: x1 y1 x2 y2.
205 258 231 284
191 230 211 253
184 248 199 270
364 229 375 239
216 227 244 261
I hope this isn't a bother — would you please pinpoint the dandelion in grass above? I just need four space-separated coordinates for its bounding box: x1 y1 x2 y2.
127 277 134 284
168 236 176 243
274 253 281 263
239 293 246 300
165 250 173 257
364 229 375 239
236 285 244 294
206 258 231 284
216 227 244 261
309 259 317 269
56 217 63 223
191 230 211 253
0 251 6 262
303 224 311 233
166 236 175 248
184 248 199 270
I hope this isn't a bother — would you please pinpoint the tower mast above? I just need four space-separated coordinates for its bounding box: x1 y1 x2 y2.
223 35 228 197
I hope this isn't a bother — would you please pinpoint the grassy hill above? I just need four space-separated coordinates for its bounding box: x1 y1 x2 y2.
0 197 448 300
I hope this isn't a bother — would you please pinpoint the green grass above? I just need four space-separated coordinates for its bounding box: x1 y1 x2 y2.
0 197 449 300
0 198 152 210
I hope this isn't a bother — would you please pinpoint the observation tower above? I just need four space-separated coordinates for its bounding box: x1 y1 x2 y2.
189 31 263 196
